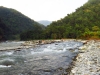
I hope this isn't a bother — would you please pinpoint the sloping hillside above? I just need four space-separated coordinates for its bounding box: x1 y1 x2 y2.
44 0 100 39
0 6 45 40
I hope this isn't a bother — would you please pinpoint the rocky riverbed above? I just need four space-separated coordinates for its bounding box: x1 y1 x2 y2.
0 40 63 51
1 40 99 75
0 39 83 75
70 40 100 75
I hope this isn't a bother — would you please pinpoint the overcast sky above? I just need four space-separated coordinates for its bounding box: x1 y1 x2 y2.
0 0 88 21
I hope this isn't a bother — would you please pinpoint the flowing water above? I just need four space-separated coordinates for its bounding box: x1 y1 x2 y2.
0 40 82 75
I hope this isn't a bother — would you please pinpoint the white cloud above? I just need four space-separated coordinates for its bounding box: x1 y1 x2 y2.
0 0 88 21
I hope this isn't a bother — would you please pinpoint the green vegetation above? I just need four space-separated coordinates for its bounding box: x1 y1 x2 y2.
0 6 45 40
82 26 100 39
41 0 100 39
1 0 100 40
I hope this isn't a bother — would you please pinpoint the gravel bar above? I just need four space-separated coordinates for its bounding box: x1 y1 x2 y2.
70 40 100 75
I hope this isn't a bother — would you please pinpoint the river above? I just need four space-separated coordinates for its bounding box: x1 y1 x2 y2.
0 40 82 75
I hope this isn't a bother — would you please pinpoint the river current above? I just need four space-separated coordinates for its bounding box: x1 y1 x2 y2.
0 40 82 75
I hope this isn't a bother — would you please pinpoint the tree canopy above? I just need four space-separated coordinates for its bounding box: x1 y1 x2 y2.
40 0 100 40
0 6 45 40
1 0 100 40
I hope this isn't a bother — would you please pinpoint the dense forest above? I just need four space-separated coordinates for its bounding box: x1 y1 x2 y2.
21 0 100 40
0 0 100 40
41 0 100 39
0 6 45 40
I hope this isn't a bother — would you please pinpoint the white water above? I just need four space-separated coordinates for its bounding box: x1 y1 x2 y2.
0 40 82 75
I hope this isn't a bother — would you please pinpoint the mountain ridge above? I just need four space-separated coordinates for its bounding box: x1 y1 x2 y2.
43 0 100 39
38 20 52 26
0 6 45 40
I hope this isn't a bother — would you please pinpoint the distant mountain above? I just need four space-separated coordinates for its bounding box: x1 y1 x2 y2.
0 6 45 40
38 20 52 26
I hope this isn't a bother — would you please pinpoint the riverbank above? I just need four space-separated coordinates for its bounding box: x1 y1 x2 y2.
70 40 100 75
0 39 100 74
0 39 82 75
0 40 65 51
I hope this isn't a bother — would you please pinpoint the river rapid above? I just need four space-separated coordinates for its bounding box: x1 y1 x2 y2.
0 40 83 75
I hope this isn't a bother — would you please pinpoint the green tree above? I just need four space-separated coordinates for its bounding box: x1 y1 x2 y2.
92 26 99 31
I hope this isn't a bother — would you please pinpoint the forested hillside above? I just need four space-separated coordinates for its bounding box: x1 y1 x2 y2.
43 0 100 39
0 6 45 40
1 0 100 40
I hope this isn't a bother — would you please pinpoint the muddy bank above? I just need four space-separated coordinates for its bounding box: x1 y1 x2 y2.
70 40 100 75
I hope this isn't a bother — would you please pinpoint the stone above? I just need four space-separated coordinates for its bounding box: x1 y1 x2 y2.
70 40 100 75
79 45 87 50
